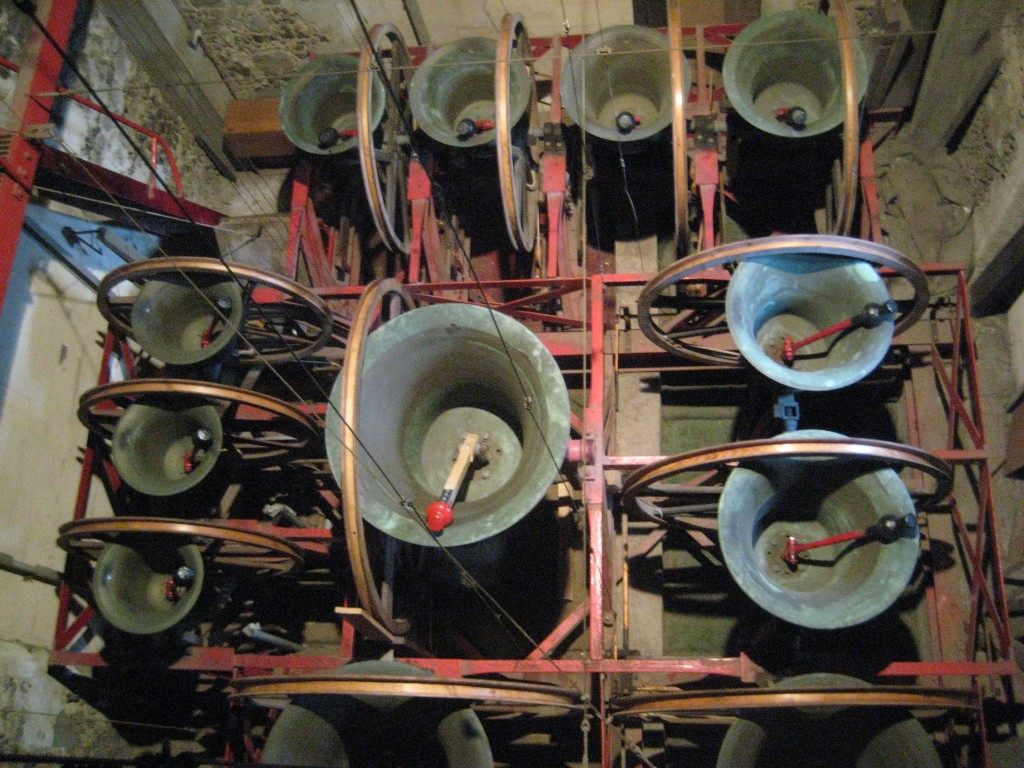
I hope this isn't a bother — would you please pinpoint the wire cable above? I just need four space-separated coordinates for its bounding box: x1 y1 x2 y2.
593 0 644 252
22 0 590 692
27 5 529 663
346 0 590 660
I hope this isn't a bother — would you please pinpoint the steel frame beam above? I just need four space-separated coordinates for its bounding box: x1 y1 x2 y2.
37 18 1018 768
0 0 77 318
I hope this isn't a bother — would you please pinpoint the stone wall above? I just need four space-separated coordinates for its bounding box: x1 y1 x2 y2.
175 0 329 100
954 15 1024 212
0 4 31 113
0 642 132 756
73 6 235 211
0 2 236 212
874 0 1024 271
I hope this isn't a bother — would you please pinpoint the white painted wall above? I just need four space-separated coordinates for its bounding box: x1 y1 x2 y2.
0 238 112 648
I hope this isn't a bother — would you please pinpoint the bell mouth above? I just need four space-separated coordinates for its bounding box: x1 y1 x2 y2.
722 9 868 138
561 25 681 144
93 540 205 635
111 402 224 497
325 303 570 547
130 277 244 366
410 37 531 149
717 430 920 629
726 254 895 391
279 53 386 155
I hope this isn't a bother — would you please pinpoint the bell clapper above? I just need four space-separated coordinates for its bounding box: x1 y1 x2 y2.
782 513 917 568
615 111 642 134
317 127 339 149
199 321 222 348
316 124 358 150
164 565 197 603
774 106 808 130
183 427 215 474
782 299 899 365
199 295 233 348
456 119 495 140
427 433 489 533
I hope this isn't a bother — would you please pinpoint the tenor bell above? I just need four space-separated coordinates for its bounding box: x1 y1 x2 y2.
561 25 682 144
261 660 494 768
717 430 919 629
725 251 895 391
131 276 244 366
722 10 868 138
410 37 531 148
716 673 942 768
280 53 386 155
111 400 224 497
92 538 205 635
326 302 570 547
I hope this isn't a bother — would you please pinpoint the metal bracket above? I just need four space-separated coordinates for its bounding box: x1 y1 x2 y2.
24 122 56 140
692 114 718 152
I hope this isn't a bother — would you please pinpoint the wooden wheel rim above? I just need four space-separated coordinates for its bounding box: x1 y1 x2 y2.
358 23 412 255
496 13 537 253
622 436 953 525
96 257 333 364
79 379 318 462
338 278 415 636
832 0 860 236
667 0 689 254
58 517 304 576
636 235 929 364
611 686 974 719
231 674 582 708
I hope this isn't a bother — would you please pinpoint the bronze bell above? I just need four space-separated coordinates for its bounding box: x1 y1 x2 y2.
280 53 385 155
722 10 867 138
716 673 942 767
130 276 243 366
261 660 494 768
717 430 920 629
726 251 896 391
561 25 682 144
325 302 570 547
93 537 204 635
110 400 223 497
410 36 531 149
